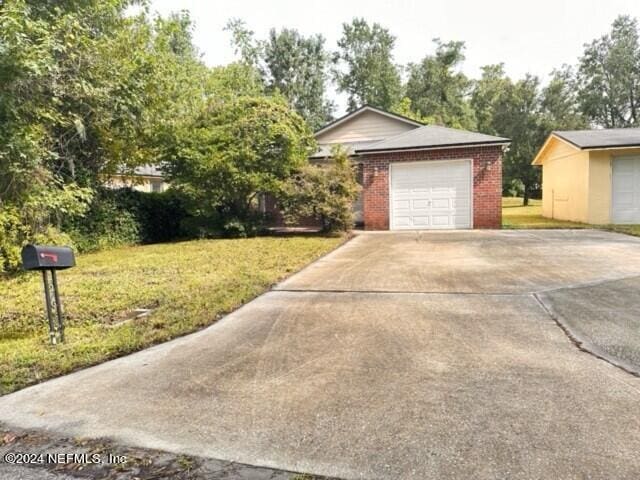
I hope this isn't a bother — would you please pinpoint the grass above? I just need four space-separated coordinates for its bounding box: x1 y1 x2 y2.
502 197 640 236
502 197 588 229
0 236 344 395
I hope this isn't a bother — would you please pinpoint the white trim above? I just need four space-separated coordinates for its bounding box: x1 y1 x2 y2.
388 158 474 231
314 106 423 137
360 143 509 156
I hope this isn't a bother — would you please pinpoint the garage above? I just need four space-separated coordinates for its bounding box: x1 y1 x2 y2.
612 156 640 224
533 128 640 225
390 160 472 230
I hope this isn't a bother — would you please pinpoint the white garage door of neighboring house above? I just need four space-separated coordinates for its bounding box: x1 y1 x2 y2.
612 156 640 224
390 160 472 230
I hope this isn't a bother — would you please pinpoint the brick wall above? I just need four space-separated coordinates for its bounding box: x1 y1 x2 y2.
361 145 504 230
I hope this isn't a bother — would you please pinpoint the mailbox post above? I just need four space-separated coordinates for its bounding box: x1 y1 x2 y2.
21 245 76 345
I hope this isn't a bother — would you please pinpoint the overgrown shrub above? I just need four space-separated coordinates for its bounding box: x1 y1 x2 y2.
0 207 28 273
65 188 191 252
279 145 360 233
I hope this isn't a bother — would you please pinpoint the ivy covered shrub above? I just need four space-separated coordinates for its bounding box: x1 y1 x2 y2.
279 145 360 234
66 188 191 252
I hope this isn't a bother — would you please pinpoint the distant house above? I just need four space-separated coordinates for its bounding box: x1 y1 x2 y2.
105 165 169 193
532 129 640 224
306 105 509 230
109 106 510 230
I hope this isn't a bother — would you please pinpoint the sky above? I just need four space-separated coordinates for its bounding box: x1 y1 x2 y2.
149 0 640 115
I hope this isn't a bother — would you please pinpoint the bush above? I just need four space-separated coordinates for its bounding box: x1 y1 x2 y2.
279 145 360 233
0 207 28 274
65 188 191 252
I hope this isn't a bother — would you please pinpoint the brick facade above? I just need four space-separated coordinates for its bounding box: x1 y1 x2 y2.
361 145 504 230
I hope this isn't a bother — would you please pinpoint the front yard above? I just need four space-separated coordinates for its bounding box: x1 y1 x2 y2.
0 236 344 394
502 197 640 236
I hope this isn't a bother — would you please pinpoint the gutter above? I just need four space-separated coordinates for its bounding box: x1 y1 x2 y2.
355 141 511 155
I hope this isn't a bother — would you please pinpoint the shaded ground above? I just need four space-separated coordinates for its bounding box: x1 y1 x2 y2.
1 231 640 479
0 424 331 480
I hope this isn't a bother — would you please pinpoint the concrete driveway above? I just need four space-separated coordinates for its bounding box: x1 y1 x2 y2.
1 230 640 479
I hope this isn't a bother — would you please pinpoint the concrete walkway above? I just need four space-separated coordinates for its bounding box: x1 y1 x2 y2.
1 230 639 479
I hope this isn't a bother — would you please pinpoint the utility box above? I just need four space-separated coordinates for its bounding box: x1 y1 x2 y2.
21 245 75 271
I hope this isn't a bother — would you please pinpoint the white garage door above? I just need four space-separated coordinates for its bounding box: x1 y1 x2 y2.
390 160 472 230
612 156 640 224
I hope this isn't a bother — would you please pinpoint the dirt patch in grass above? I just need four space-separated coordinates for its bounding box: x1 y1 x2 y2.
0 236 345 395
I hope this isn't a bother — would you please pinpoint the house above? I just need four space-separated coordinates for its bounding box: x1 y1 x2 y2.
105 165 169 193
311 105 509 230
532 128 640 224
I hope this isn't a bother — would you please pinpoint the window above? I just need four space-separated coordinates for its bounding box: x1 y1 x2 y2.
150 180 164 193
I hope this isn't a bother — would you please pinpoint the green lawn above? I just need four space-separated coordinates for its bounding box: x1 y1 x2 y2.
0 236 344 394
501 197 588 229
502 197 640 236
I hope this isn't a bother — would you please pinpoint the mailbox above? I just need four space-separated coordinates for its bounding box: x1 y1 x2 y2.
21 244 76 345
21 245 75 271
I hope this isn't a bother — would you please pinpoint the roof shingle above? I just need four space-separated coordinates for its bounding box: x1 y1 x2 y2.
355 125 509 153
554 128 640 149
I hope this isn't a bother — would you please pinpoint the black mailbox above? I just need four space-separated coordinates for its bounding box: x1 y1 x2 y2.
21 245 75 271
21 244 76 345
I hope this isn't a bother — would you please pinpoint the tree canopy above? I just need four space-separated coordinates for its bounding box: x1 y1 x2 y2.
332 18 402 111
405 40 476 130
578 15 640 128
225 19 334 130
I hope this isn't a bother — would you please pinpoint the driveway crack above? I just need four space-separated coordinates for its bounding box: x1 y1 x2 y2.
531 292 640 378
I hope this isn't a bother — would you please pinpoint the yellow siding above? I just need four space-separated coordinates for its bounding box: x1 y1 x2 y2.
539 137 590 222
587 151 611 224
315 110 417 143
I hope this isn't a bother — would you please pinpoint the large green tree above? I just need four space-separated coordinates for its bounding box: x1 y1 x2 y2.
332 18 402 111
0 0 208 270
492 75 546 204
263 28 334 130
160 73 315 233
471 64 511 135
540 66 587 132
578 15 640 127
225 20 334 130
472 66 587 205
405 40 476 129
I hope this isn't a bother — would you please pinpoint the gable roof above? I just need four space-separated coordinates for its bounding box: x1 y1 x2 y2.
355 124 510 153
553 128 640 149
532 128 640 165
314 105 424 137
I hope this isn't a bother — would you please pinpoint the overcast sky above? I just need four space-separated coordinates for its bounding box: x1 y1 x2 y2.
150 0 640 115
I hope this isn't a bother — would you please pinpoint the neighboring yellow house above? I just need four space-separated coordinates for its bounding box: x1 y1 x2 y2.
105 165 169 193
532 129 640 224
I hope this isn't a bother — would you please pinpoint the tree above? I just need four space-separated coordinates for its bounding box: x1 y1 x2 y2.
160 90 316 235
263 28 334 130
390 97 429 123
470 64 511 135
332 18 402 111
492 75 545 205
0 1 209 270
470 65 586 205
405 40 476 129
540 66 587 131
279 145 360 233
578 15 640 127
225 19 334 130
